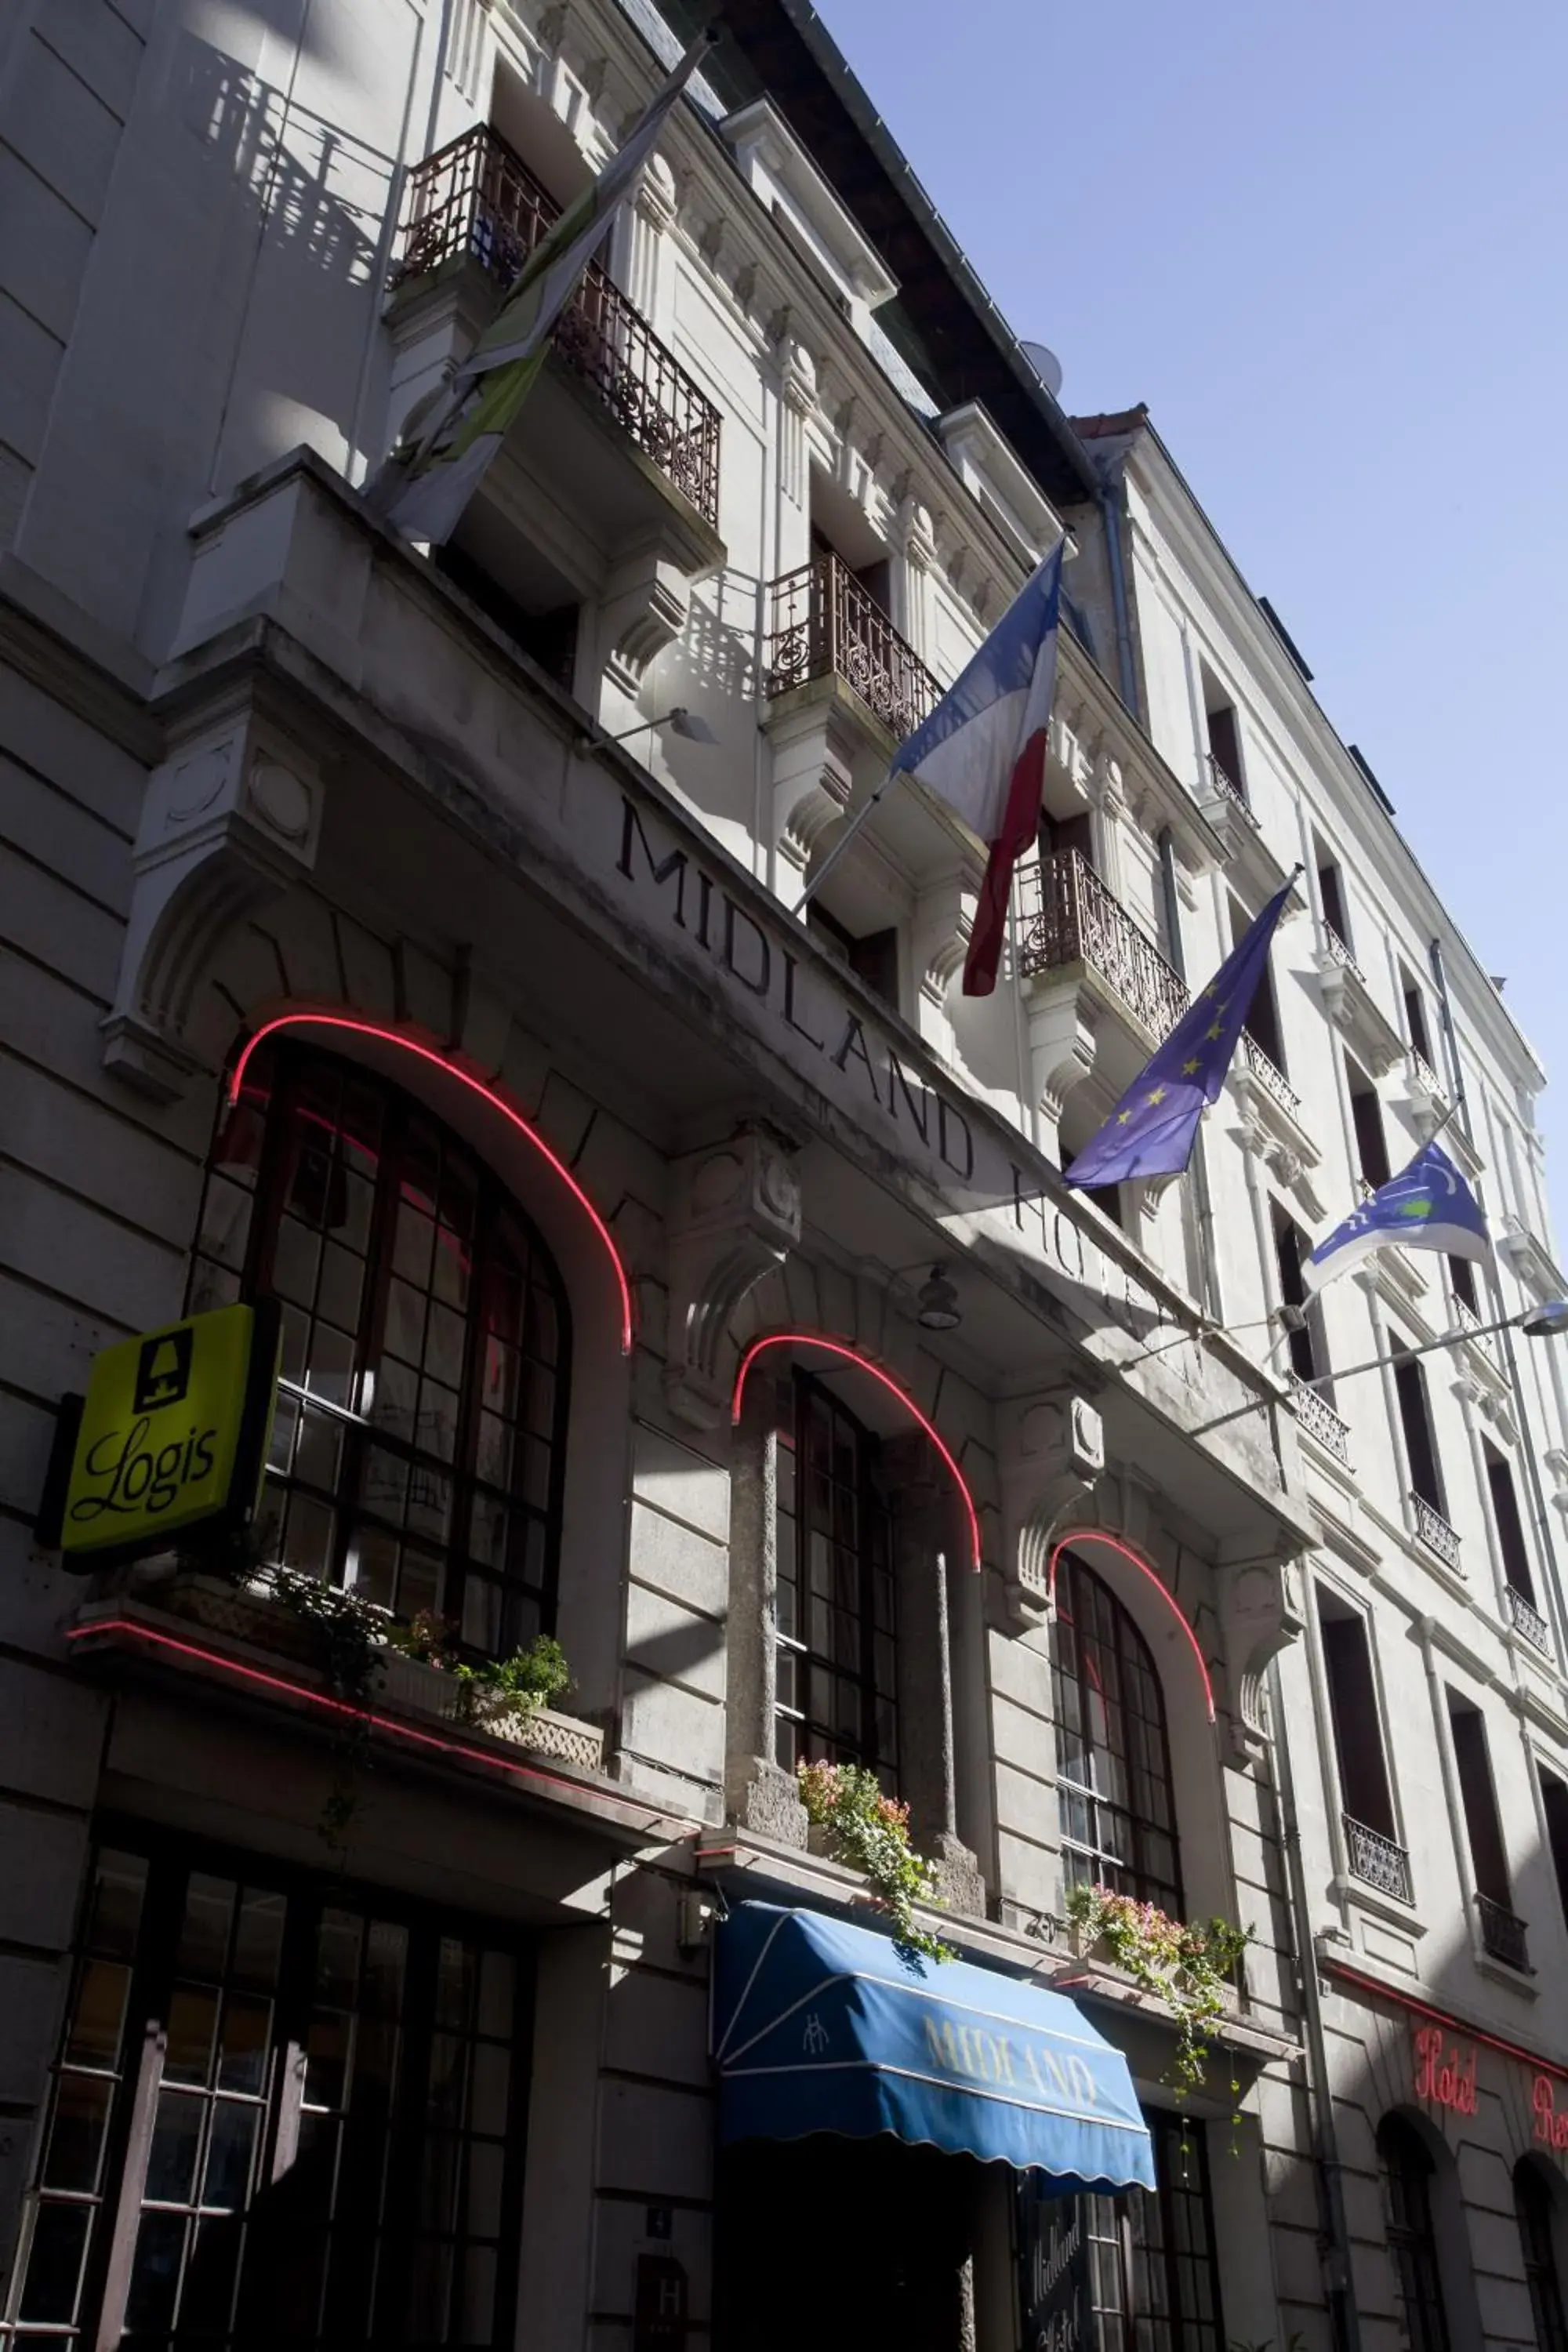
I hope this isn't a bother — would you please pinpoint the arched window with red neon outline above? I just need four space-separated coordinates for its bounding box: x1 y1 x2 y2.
190 1040 570 1659
1053 1549 1182 1917
771 1369 899 1790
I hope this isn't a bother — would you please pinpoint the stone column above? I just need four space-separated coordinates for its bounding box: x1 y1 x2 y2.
724 1385 807 1845
886 1434 985 1913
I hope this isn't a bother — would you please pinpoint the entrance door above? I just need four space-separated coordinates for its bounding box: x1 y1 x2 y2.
2 1839 532 2350
715 2136 972 2351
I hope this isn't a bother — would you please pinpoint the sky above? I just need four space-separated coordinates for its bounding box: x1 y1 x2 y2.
817 0 1568 1229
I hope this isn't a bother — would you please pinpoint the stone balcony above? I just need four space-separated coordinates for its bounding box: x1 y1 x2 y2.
384 124 725 699
1014 850 1189 1120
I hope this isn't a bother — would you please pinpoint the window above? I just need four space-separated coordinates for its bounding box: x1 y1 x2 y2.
1401 964 1436 1065
1316 842 1352 955
1229 895 1287 1072
2 1842 530 2350
1377 2116 1450 2352
772 1373 898 1784
1540 1769 1568 1936
1449 1253 1479 1313
1447 1691 1525 1964
1347 1058 1391 1189
1392 1346 1445 1515
1060 1127 1126 1234
1272 1204 1323 1384
191 1044 570 1661
1202 674 1246 802
807 901 900 1011
1017 2111 1224 2351
1317 1588 1403 1892
1515 2162 1568 2352
1484 1441 1535 1601
1054 1552 1181 1916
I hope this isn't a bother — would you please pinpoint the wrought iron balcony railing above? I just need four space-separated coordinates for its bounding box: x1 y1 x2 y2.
1454 1297 1497 1358
1476 1892 1531 1972
1322 925 1366 983
1240 1031 1302 1119
395 124 721 527
1507 1584 1553 1656
1412 1492 1462 1571
1410 1048 1447 1102
1289 1377 1352 1465
1344 1814 1413 1904
1204 753 1259 828
1016 851 1190 1044
766 551 941 742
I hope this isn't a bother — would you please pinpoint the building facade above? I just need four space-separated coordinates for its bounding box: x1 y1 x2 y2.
0 0 1566 2347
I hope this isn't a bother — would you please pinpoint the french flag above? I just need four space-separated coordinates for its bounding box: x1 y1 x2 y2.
890 542 1064 996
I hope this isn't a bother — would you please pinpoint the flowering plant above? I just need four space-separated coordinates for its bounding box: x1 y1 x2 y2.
385 1615 573 1730
1063 1881 1252 2101
797 1759 953 1962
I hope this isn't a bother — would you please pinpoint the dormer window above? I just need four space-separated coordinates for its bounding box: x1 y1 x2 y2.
720 99 898 326
1203 678 1247 805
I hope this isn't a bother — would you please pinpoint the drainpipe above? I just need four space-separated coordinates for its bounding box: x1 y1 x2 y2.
1269 1657 1363 2352
1095 460 1140 721
1157 827 1219 1316
1428 938 1568 1657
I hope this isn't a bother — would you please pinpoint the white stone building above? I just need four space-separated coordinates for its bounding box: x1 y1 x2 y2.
2 0 1567 2347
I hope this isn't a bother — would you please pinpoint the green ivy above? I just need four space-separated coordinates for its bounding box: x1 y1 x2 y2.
1064 1881 1253 2105
797 1760 953 1963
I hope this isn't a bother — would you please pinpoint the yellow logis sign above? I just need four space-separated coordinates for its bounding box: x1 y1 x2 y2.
61 1305 275 1557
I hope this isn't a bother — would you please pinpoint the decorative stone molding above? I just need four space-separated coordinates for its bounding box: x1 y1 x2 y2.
1312 947 1404 1077
996 1391 1105 1628
1499 1214 1567 1305
103 699 325 1101
1024 982 1100 1129
910 866 978 1035
765 695 859 887
665 1121 802 1426
1218 1541 1306 1766
599 542 693 695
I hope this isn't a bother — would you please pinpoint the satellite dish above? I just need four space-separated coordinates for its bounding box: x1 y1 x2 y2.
1021 341 1064 398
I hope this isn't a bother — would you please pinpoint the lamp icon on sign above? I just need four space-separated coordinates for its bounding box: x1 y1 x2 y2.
133 1329 193 1413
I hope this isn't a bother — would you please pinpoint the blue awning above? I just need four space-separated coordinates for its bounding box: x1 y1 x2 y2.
713 1903 1155 2191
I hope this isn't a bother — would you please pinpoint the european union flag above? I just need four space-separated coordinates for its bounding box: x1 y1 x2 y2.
1303 1139 1490 1292
1065 877 1296 1190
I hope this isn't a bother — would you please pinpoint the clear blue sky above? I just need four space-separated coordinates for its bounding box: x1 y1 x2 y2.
821 0 1568 1228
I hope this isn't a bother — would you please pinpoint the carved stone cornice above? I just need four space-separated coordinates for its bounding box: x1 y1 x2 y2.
664 1120 802 1426
1218 1539 1306 1766
995 1390 1105 1628
102 687 325 1101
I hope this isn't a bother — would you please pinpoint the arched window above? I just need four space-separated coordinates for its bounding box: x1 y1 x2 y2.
1053 1550 1181 1915
1516 2160 1568 2352
1377 2116 1450 2352
191 1043 570 1657
771 1371 898 1787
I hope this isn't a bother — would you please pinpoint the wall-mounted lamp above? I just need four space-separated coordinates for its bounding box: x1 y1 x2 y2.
606 706 718 750
916 1265 962 1332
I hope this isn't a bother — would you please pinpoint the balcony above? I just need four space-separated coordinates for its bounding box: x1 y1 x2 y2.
1018 851 1189 1041
1344 1814 1413 1904
767 552 940 746
1322 925 1365 984
1201 753 1259 829
1507 1584 1554 1657
1476 1892 1531 1973
386 125 724 695
1288 1377 1352 1467
394 126 720 527
1412 1492 1463 1573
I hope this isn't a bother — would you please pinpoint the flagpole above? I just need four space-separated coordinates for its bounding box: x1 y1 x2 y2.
1188 1311 1533 1442
793 770 901 913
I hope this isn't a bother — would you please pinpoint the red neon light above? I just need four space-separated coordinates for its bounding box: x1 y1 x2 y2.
228 1014 633 1355
64 1619 679 1820
1325 1958 1568 2086
729 1335 983 1573
1534 2077 1568 2151
1414 2024 1476 2115
1048 1533 1215 1723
